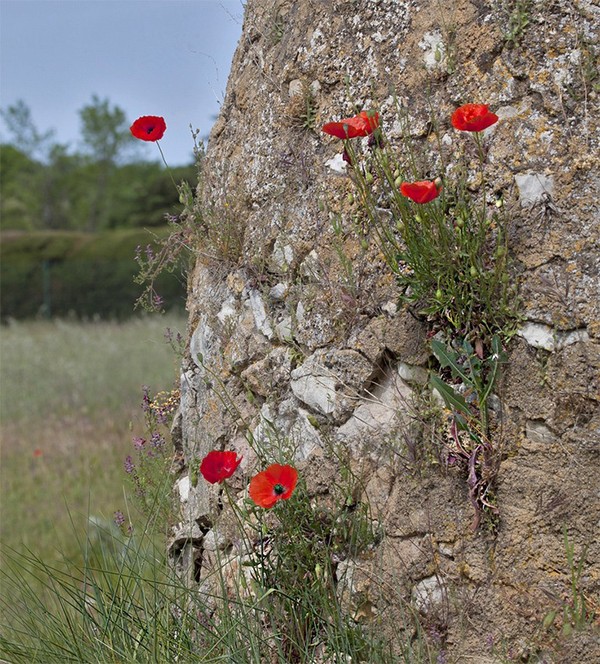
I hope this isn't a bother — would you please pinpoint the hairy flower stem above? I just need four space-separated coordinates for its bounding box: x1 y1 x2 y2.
156 140 178 192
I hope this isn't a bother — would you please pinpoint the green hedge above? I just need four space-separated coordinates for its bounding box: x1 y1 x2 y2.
0 228 187 320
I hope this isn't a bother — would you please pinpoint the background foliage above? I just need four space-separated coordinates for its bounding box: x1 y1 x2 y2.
1 97 195 319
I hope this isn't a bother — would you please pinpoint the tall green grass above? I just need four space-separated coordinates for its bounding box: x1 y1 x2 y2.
1 317 437 663
0 315 183 580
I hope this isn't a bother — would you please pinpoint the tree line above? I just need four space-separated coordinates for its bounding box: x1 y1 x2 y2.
0 97 196 232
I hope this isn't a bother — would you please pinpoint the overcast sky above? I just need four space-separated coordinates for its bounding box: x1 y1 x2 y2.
0 0 245 165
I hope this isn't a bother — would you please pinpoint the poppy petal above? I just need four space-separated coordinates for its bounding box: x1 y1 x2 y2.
200 450 242 484
249 463 298 508
400 180 442 204
322 111 379 139
130 115 167 142
451 104 498 132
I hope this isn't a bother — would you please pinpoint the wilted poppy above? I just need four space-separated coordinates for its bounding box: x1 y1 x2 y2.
200 450 242 484
249 463 298 508
451 104 498 132
322 111 379 139
400 179 442 204
130 115 167 141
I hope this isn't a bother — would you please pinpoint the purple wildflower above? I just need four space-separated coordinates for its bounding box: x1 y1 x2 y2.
133 436 146 450
150 431 165 448
142 386 151 412
124 455 134 474
114 510 125 527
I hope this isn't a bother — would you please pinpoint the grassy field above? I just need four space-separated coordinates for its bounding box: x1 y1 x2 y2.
0 316 435 664
0 315 185 564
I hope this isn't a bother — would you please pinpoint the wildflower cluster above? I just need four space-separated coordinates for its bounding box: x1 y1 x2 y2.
193 447 388 660
323 103 515 336
198 449 298 509
323 103 519 526
143 386 180 425
116 385 180 532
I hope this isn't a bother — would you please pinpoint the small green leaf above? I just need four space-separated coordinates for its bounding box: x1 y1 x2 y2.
431 339 474 387
542 610 557 630
430 374 471 416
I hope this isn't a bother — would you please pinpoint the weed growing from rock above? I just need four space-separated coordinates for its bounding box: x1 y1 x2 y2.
117 384 181 535
322 102 521 527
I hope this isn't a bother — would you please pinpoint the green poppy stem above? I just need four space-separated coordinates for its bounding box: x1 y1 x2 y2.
156 141 178 192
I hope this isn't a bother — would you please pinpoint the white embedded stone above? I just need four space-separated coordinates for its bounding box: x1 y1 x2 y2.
190 317 214 368
217 296 237 324
381 300 398 316
517 322 589 351
290 367 337 415
514 173 555 207
248 289 273 339
525 420 556 445
419 31 444 70
177 476 190 502
275 316 293 342
288 79 303 97
336 370 413 455
412 575 445 614
497 105 519 120
290 408 323 460
397 362 428 385
269 283 288 300
271 239 294 272
299 250 321 281
325 153 348 174
309 80 321 95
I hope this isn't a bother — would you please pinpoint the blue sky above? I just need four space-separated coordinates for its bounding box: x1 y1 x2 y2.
0 0 244 165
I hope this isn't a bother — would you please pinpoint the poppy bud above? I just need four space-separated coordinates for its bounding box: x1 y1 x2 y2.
470 266 478 278
436 288 443 300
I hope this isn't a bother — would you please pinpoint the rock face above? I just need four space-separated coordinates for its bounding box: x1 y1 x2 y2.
171 1 599 660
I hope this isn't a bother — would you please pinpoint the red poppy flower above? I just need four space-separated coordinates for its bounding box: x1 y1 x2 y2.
249 463 298 508
400 179 442 204
451 104 498 132
33 448 43 457
130 115 167 141
200 450 242 484
322 111 379 139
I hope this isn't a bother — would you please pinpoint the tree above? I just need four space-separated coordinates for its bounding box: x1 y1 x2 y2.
78 95 133 164
0 99 55 160
78 95 135 230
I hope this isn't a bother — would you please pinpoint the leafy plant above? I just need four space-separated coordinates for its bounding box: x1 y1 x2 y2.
504 0 531 48
321 102 520 528
561 527 594 633
430 334 506 438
